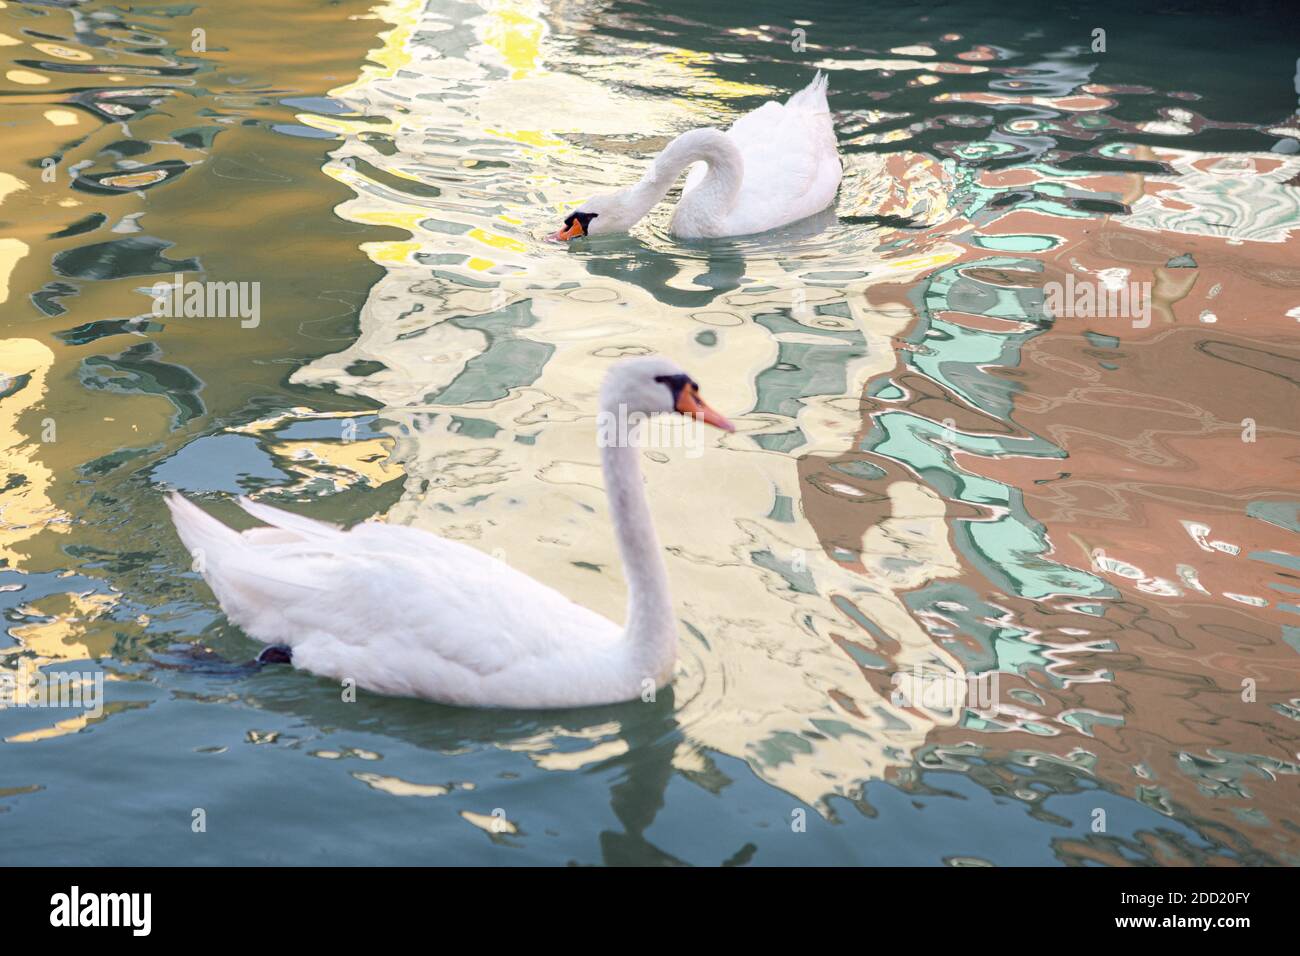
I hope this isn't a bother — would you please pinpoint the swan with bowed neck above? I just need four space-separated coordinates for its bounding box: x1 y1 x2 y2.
552 73 842 241
166 358 734 709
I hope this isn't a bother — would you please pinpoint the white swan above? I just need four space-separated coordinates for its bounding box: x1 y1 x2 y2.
552 73 841 241
166 358 734 709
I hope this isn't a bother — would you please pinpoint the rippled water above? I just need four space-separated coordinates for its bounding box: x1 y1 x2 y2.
2 0 1299 865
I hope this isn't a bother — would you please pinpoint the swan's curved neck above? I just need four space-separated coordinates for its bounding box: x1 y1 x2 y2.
621 128 743 230
599 418 676 683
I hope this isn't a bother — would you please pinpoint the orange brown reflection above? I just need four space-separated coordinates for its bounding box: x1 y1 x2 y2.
801 143 1300 864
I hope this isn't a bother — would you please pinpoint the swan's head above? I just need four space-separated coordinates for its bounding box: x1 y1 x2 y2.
601 357 735 432
550 190 636 240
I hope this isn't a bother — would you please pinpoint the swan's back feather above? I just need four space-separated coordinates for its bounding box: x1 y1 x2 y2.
678 72 840 237
167 494 632 707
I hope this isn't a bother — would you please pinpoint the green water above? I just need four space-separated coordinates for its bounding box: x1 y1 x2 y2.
2 0 1299 865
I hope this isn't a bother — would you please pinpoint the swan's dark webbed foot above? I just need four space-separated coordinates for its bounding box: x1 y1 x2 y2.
256 644 293 665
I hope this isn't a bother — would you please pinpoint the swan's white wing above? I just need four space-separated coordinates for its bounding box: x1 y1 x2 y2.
680 100 785 197
167 495 620 686
683 73 842 235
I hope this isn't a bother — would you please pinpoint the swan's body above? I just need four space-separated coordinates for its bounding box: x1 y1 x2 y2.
553 73 841 241
166 358 733 710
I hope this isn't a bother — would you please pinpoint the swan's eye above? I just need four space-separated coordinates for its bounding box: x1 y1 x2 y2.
653 373 690 402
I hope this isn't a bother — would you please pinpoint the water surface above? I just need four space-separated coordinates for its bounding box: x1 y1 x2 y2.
2 0 1299 865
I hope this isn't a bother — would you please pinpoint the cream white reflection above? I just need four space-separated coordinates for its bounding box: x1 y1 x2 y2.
288 0 980 809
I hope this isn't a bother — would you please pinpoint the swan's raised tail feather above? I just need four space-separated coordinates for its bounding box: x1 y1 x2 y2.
789 71 830 113
235 495 339 538
166 491 241 560
166 492 326 647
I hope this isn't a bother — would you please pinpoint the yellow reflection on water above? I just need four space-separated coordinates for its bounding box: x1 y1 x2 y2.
0 339 69 568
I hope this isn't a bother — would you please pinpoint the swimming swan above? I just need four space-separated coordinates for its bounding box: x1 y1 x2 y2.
166 358 734 709
552 72 841 241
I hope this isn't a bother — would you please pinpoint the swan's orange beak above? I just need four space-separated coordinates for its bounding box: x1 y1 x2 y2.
676 387 735 432
551 218 585 241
